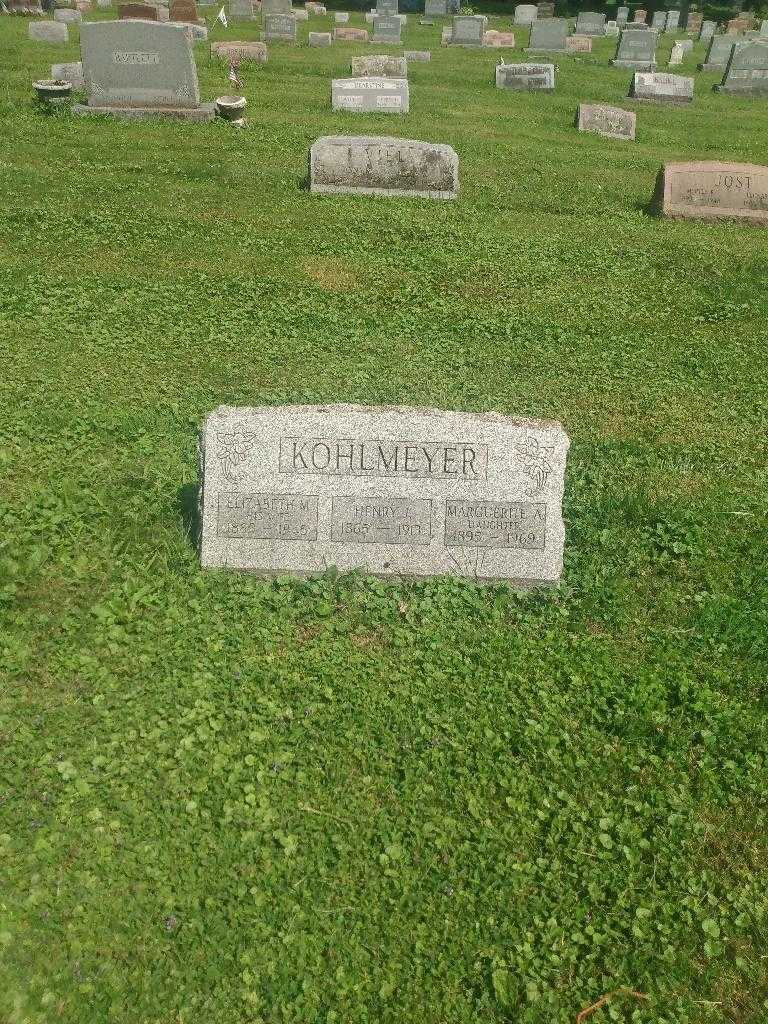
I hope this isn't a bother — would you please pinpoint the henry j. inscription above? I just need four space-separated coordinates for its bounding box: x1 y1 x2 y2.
199 405 569 584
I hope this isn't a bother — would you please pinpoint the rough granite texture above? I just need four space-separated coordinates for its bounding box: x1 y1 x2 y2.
654 160 768 223
211 40 267 62
199 404 569 584
309 135 459 199
331 77 409 113
577 102 636 141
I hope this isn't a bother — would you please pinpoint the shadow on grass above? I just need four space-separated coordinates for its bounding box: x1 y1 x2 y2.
177 483 201 553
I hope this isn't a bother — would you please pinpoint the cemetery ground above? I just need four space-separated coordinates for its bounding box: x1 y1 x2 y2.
1 10 768 1023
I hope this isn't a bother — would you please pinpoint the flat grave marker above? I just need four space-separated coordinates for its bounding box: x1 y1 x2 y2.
577 102 636 140
654 161 768 223
331 76 409 112
630 70 693 102
496 60 555 90
200 404 568 583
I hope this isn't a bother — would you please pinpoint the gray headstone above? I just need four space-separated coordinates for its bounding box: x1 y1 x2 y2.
665 9 679 31
761 19 768 37
372 14 401 42
699 35 737 71
229 0 253 19
53 7 81 19
537 2 555 17
51 60 84 86
617 6 629 23
630 70 693 102
612 27 657 68
199 404 568 583
526 18 567 51
334 10 348 21
717 40 768 93
294 8 308 20
28 20 69 41
263 12 296 39
424 0 446 13
654 160 768 224
651 10 666 30
74 20 214 118
668 40 685 64
376 0 397 13
495 61 555 90
331 77 408 113
350 53 407 76
261 0 290 12
513 4 537 26
698 20 715 41
450 14 485 45
577 102 636 140
405 49 430 60
308 30 331 44
574 10 605 35
310 135 457 198
604 20 619 36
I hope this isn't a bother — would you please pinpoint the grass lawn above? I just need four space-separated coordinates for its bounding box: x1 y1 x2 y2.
1 8 768 1022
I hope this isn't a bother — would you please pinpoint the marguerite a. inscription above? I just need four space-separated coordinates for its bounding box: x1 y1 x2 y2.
199 405 569 584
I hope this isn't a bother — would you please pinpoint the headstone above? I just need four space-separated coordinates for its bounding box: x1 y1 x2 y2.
698 19 715 41
404 49 430 59
565 34 592 52
119 2 158 17
630 70 693 102
633 8 646 23
372 14 401 42
28 20 69 41
334 26 368 40
73 20 215 119
654 161 768 224
495 60 555 90
726 17 750 35
200 404 567 583
263 12 296 39
440 25 451 44
761 19 768 37
424 0 447 14
577 102 636 140
604 20 619 35
376 0 397 13
261 0 290 11
229 0 254 19
331 77 409 112
168 0 198 22
537 2 555 17
717 41 768 94
574 10 605 36
665 9 679 31
293 6 308 18
617 5 629 24
513 4 537 26
698 35 737 71
51 59 84 85
612 27 657 68
310 136 458 198
212 39 268 61
668 40 684 64
450 14 485 45
685 11 702 33
351 53 407 76
53 7 80 19
308 30 331 44
334 10 348 21
650 10 665 30
526 18 567 51
483 30 516 47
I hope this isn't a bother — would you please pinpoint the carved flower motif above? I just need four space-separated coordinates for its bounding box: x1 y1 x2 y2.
216 431 257 483
516 436 555 496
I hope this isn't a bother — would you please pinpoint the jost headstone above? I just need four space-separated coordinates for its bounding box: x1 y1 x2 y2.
654 161 768 224
612 27 657 68
496 61 555 90
73 20 215 119
526 18 567 52
717 41 768 94
577 102 636 140
332 77 409 112
575 10 605 36
199 405 569 584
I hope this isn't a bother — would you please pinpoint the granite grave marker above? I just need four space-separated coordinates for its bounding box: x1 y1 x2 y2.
331 76 409 112
309 136 458 198
654 160 768 223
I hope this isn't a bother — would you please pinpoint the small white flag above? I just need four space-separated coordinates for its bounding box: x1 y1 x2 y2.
216 5 227 26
